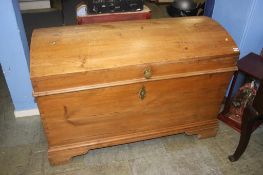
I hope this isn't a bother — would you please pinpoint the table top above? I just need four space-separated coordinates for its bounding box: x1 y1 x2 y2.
238 53 263 80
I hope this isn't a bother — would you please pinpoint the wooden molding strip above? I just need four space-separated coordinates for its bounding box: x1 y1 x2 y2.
33 67 237 97
31 54 239 80
48 119 218 152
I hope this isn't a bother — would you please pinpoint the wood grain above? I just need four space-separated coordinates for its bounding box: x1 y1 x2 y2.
32 56 237 94
30 17 239 165
37 72 232 147
30 17 239 79
33 66 236 97
48 120 218 165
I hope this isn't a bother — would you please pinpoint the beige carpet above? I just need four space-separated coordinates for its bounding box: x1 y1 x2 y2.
1 61 263 175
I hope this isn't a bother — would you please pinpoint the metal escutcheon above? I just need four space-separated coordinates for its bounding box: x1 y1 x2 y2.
139 86 146 100
144 67 152 79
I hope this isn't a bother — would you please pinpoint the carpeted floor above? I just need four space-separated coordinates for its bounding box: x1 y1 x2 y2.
1 63 263 175
1 3 263 174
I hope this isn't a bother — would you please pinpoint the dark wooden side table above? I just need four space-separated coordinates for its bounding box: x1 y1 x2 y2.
228 83 263 161
218 52 263 161
218 52 263 132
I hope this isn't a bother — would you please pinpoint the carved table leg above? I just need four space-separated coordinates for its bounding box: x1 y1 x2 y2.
228 107 257 162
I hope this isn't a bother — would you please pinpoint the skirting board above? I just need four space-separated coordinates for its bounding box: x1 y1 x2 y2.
14 108 40 118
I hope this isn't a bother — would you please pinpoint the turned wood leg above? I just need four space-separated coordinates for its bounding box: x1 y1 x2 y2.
228 106 257 162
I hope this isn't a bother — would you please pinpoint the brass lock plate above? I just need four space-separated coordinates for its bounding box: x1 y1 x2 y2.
139 86 146 100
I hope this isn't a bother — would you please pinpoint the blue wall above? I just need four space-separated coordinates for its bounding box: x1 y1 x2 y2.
213 0 263 57
239 0 263 56
0 0 37 111
213 0 263 93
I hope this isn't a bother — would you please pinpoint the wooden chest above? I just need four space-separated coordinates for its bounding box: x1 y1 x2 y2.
30 17 239 165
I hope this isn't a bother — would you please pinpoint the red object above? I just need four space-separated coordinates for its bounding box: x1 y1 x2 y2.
218 53 263 132
77 6 151 25
227 82 257 122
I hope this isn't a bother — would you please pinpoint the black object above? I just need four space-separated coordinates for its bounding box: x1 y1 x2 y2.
167 0 198 17
62 0 143 25
196 2 205 16
86 0 144 14
62 0 83 25
22 8 63 46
